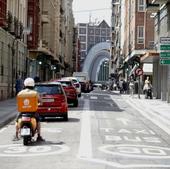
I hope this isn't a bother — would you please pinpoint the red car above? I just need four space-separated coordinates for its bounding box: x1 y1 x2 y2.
53 78 78 107
34 82 68 120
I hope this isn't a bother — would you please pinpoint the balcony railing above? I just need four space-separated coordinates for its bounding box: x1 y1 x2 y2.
6 11 23 39
41 11 49 23
151 0 169 4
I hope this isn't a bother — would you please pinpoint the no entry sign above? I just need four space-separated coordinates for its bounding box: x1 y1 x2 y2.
135 68 143 76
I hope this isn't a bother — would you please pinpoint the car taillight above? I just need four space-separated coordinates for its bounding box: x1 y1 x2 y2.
61 95 66 102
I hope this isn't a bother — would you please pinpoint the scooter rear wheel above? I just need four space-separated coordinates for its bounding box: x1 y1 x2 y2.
23 137 29 145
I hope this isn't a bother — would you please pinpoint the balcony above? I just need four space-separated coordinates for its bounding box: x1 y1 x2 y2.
151 0 169 4
147 0 170 12
146 0 160 12
112 0 120 5
41 11 49 24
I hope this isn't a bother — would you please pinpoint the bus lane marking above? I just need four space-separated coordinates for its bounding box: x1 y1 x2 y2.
79 157 170 168
0 144 70 157
99 144 170 159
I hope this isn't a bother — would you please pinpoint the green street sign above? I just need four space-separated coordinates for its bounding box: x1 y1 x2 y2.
160 59 170 65
160 52 170 58
160 45 170 50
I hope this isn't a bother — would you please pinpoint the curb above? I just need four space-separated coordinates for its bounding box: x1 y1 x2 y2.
0 109 17 129
0 114 16 129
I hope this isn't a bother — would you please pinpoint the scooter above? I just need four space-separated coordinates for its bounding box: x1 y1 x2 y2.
18 113 37 145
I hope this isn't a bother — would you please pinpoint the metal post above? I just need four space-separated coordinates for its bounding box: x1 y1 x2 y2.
138 76 140 99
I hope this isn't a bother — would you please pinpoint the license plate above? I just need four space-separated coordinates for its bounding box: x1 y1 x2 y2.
21 128 31 136
21 117 31 121
42 98 54 102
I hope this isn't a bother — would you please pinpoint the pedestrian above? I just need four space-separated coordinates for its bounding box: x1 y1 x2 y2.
15 75 23 95
119 78 124 94
123 80 128 94
143 76 152 99
129 76 135 97
34 75 40 83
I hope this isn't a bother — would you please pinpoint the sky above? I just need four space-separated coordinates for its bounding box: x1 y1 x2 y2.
73 0 112 26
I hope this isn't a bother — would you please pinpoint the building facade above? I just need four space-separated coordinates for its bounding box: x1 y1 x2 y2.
113 0 155 96
0 0 28 100
146 0 170 102
63 0 74 76
28 0 75 81
0 0 75 100
77 20 111 70
110 0 122 79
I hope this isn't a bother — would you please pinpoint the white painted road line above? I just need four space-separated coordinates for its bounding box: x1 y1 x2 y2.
78 99 92 158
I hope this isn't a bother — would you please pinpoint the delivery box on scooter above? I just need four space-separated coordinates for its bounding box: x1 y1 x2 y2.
17 89 38 112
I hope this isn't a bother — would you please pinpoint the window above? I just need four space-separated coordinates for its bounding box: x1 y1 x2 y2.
137 26 144 44
79 28 86 34
79 36 86 42
80 43 86 50
138 0 145 12
88 28 94 35
101 30 106 36
95 29 100 35
95 37 100 43
101 37 106 42
89 36 94 42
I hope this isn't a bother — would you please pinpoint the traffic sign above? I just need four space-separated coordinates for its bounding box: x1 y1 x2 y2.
160 59 170 65
160 45 170 50
135 68 143 76
160 52 170 58
160 37 170 44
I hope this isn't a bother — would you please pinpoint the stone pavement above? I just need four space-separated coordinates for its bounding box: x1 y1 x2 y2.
121 93 170 135
0 98 17 128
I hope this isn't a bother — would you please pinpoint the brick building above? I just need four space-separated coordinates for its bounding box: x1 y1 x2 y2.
122 0 155 82
77 20 111 70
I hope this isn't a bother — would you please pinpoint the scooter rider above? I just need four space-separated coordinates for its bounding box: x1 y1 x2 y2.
14 77 44 141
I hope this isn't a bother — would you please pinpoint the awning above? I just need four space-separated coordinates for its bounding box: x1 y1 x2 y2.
143 63 153 75
28 47 59 62
140 50 159 63
125 50 146 62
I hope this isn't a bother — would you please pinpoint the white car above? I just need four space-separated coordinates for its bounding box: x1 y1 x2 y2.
64 77 81 97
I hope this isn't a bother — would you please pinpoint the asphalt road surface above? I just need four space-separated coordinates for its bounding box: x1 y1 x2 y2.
0 91 170 169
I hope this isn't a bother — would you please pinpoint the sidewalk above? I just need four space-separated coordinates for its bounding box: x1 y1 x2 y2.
121 93 170 135
0 98 17 128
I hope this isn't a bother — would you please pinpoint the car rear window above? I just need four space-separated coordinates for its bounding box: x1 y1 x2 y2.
59 81 72 87
72 79 77 83
35 85 63 95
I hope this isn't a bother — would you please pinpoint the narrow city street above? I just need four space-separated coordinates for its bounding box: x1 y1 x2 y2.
0 91 170 169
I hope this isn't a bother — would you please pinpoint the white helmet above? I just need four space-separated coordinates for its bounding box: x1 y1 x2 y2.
24 77 35 87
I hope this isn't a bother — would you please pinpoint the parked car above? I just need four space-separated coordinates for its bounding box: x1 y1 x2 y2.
53 78 78 107
34 82 68 120
65 77 81 97
92 83 102 90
